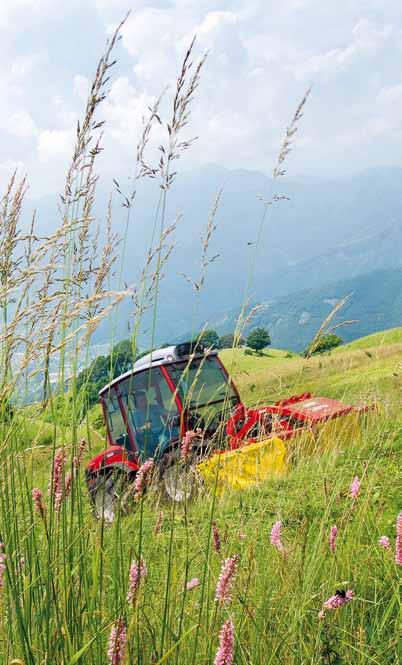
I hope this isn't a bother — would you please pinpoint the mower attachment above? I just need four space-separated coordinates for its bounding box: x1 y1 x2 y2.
196 436 287 495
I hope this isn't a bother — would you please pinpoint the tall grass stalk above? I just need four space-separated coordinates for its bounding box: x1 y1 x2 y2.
0 21 398 665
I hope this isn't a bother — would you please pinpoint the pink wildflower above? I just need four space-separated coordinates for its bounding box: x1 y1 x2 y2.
350 475 360 499
396 513 402 566
215 554 239 605
212 521 221 554
127 558 147 603
107 619 127 665
214 619 235 665
397 513 402 537
32 487 46 519
322 589 354 611
186 577 200 591
329 525 338 554
378 535 390 549
64 472 73 499
270 520 284 553
73 438 87 469
134 458 154 501
181 430 196 462
0 544 6 589
49 448 66 512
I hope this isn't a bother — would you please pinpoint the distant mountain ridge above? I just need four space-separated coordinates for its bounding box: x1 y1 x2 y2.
27 165 402 345
186 268 402 352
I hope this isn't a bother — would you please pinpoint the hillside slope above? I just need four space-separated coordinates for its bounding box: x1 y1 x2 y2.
204 268 402 352
338 326 402 351
220 331 402 406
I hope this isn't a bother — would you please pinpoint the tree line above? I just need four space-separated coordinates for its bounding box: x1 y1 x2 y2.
77 327 342 410
76 327 272 409
198 327 271 353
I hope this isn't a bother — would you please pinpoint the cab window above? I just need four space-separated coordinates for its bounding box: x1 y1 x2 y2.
103 392 130 448
115 367 180 458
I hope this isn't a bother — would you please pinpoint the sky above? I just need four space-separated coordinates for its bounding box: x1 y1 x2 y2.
1 0 402 197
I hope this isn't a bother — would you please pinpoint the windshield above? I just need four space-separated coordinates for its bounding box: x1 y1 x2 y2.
105 366 180 459
166 355 239 431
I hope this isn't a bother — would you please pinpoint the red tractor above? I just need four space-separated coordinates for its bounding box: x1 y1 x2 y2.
86 342 370 519
86 342 240 518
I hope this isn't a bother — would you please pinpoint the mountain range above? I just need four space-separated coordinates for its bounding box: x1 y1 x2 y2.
28 164 402 348
196 267 402 352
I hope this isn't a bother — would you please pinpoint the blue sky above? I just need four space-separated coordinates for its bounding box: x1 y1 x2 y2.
1 0 401 197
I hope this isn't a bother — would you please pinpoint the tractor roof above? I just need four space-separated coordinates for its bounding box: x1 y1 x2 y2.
98 342 216 396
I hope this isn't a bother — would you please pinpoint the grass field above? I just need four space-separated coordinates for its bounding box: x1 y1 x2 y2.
1 26 399 664
0 329 400 664
220 332 402 407
337 327 402 351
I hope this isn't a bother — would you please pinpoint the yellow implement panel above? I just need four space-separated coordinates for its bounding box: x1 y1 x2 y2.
196 437 287 495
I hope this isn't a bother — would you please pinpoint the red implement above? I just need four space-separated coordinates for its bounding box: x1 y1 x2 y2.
226 393 372 449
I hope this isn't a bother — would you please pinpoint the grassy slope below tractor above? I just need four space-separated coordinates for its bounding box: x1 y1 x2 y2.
5 327 400 663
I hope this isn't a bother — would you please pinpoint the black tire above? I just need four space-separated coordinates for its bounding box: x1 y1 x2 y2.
158 447 205 503
88 471 135 522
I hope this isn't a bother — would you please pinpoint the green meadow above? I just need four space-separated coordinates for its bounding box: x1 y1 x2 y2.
1 329 399 664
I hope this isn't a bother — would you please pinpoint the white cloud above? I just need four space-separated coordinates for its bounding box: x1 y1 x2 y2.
37 128 74 163
290 18 395 80
94 0 139 13
0 0 54 29
120 7 191 89
100 76 169 175
0 54 41 101
339 18 394 62
377 83 402 105
197 10 238 37
121 8 182 59
365 117 394 137
74 75 90 101
121 7 243 85
1 0 402 195
0 159 26 177
6 111 38 139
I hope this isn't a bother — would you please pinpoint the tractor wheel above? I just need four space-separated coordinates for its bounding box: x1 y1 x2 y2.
88 471 134 522
159 449 203 504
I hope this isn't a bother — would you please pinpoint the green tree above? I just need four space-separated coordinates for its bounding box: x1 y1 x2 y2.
247 327 271 354
197 329 221 349
305 333 343 356
219 333 245 349
111 339 137 376
77 339 139 411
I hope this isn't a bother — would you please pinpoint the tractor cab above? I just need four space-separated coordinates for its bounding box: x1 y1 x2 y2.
99 342 241 461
